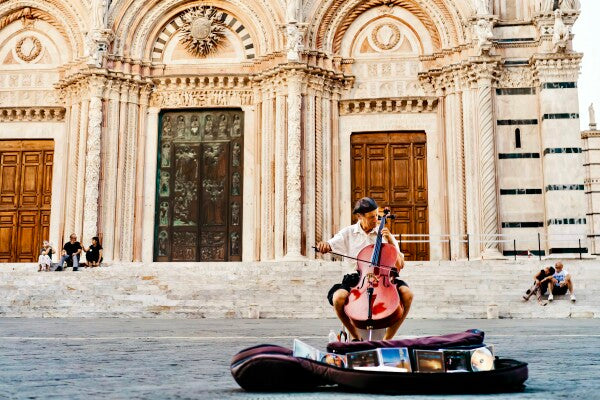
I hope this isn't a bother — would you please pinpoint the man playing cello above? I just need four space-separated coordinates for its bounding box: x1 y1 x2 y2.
316 197 413 341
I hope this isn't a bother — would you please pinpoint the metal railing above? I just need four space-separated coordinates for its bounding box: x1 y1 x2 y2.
394 232 593 261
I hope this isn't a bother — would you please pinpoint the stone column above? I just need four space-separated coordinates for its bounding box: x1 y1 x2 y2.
476 71 502 258
535 55 587 255
284 73 304 259
142 107 160 264
64 98 81 239
321 94 333 243
304 91 316 259
113 83 129 261
462 83 482 259
101 81 121 261
274 91 286 260
443 88 462 259
133 86 150 261
82 80 104 246
260 89 274 260
74 98 90 238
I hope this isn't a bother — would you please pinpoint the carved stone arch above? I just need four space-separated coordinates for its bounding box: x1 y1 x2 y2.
308 0 467 54
116 0 275 59
0 2 83 57
148 7 256 63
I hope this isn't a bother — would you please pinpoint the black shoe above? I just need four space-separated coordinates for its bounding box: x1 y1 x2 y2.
73 267 79 271
526 289 531 295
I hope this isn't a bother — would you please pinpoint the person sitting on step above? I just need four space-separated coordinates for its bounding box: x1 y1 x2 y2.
523 266 555 306
37 241 54 272
548 262 576 302
83 236 103 268
58 234 82 271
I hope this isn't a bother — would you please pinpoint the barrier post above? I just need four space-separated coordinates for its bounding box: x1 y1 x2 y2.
537 233 542 260
466 234 470 261
579 239 583 260
399 233 402 253
513 239 517 261
448 236 452 261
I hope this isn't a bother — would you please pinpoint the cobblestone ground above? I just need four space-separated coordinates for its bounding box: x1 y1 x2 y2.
0 318 598 399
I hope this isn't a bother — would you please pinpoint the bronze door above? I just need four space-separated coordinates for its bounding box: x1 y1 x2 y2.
0 140 53 262
154 109 243 262
351 132 429 261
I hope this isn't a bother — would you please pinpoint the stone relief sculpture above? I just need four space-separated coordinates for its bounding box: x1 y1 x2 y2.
552 9 569 52
203 145 222 167
475 19 494 53
590 103 596 129
286 25 304 62
230 232 240 255
91 0 108 30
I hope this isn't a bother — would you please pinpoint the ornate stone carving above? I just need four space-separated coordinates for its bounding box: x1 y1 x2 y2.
477 80 500 255
285 74 303 258
498 67 534 88
286 0 302 23
15 36 42 62
371 23 401 50
0 107 65 121
150 90 253 108
552 9 569 52
475 0 491 15
339 97 438 115
590 103 597 130
474 19 494 54
180 7 225 57
559 0 580 10
286 24 304 62
82 95 103 245
91 0 108 30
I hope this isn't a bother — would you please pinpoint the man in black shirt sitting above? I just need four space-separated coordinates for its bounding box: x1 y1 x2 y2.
58 233 83 271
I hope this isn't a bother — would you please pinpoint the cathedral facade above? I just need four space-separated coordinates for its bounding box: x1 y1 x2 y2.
0 0 592 264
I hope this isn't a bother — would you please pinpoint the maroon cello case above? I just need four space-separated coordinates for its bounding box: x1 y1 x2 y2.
230 329 528 394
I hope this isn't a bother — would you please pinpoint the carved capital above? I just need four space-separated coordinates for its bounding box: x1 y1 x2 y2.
532 52 582 83
0 107 65 122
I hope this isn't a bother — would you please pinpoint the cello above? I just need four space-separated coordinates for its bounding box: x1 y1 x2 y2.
344 208 403 332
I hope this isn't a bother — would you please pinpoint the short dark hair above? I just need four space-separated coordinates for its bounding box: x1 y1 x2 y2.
92 236 100 245
548 267 555 275
352 197 378 214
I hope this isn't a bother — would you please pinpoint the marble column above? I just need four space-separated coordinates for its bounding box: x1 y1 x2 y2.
74 98 90 239
64 99 80 239
321 94 333 243
101 82 121 261
477 76 502 258
582 128 600 254
443 90 462 259
260 90 274 260
82 81 104 246
274 91 286 260
133 87 150 261
113 83 129 261
284 73 304 259
304 92 316 259
142 107 160 264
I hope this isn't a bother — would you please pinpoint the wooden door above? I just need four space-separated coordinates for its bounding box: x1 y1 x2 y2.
351 132 429 261
154 109 243 262
0 140 53 262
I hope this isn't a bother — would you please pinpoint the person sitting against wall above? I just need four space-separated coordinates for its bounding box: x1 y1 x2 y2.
523 266 555 306
83 236 103 268
57 234 82 271
37 240 54 272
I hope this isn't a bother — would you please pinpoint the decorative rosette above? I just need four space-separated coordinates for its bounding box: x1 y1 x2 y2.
180 7 225 57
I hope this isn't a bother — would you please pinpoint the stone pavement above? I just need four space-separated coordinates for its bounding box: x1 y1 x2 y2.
0 318 598 399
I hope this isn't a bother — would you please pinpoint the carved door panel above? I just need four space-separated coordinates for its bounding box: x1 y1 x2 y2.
155 110 243 262
351 133 429 261
0 140 54 262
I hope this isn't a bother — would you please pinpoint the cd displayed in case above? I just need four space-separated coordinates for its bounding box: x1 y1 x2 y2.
471 347 495 372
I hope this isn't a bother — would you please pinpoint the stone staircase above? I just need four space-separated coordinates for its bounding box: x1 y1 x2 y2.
0 260 597 319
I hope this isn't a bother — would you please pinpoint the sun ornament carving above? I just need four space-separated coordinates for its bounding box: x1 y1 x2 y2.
15 36 42 62
371 23 401 51
179 7 226 57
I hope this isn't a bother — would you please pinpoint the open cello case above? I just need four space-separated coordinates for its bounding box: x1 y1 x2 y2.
230 329 528 394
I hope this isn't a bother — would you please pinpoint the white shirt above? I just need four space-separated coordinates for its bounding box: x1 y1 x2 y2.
553 269 569 285
327 221 402 263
